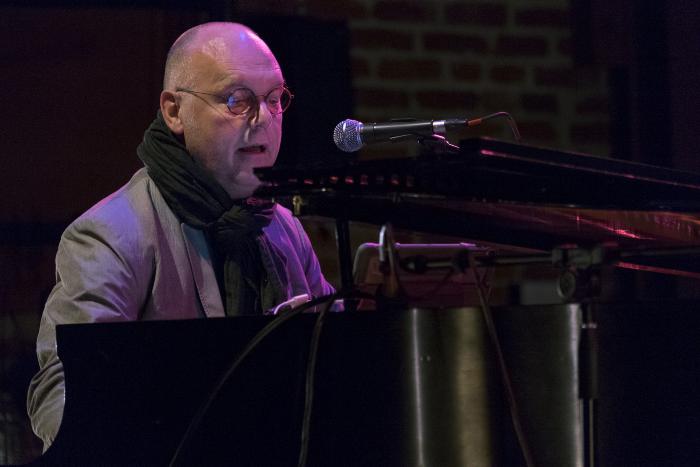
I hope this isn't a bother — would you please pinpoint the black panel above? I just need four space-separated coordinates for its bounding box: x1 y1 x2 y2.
241 15 354 169
34 308 582 466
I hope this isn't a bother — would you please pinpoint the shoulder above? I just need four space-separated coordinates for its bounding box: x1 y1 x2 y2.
266 204 306 244
270 203 298 226
77 168 156 226
264 203 319 269
62 168 174 255
50 169 168 324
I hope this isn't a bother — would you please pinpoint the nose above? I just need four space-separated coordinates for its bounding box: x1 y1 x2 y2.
249 98 273 129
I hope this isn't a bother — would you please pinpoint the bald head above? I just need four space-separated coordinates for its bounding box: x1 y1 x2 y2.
163 22 280 90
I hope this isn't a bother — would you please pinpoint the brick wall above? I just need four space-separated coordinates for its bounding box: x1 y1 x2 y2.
235 0 613 284
237 0 611 158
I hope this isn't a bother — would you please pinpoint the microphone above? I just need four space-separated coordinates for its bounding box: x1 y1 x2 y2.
333 118 467 152
333 112 522 152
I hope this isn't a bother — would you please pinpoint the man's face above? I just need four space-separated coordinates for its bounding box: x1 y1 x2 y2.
177 45 284 199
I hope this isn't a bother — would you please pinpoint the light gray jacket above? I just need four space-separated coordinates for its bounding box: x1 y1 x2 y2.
27 168 334 447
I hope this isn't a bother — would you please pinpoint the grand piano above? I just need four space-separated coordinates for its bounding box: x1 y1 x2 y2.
28 139 700 466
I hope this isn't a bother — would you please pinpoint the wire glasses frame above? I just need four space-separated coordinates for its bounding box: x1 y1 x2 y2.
175 85 294 117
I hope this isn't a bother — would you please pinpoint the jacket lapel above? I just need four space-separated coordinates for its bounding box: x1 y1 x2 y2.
181 223 225 317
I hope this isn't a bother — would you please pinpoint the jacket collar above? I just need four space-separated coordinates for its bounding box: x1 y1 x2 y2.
181 223 225 317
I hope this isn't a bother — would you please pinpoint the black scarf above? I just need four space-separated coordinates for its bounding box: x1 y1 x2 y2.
137 111 285 315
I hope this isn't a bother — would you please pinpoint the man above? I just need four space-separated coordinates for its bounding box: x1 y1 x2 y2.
27 22 334 449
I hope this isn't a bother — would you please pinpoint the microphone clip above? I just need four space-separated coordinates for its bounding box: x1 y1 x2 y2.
384 117 460 153
416 133 460 155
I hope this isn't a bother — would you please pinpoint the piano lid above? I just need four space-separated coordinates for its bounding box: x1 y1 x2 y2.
259 138 700 211
256 138 700 274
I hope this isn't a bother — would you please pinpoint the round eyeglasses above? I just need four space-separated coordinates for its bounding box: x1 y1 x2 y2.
175 85 294 116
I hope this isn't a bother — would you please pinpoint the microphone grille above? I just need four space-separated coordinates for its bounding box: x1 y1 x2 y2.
333 119 363 152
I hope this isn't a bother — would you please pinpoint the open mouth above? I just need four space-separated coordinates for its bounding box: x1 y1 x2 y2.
238 145 266 154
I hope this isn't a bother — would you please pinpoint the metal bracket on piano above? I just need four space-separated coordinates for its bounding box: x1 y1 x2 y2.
406 245 609 302
552 245 608 302
291 195 305 216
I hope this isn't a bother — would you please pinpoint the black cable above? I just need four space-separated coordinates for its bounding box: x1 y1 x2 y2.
466 111 522 142
467 252 536 467
168 292 340 467
297 295 335 467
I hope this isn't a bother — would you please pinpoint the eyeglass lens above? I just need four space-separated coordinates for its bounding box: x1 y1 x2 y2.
226 87 292 116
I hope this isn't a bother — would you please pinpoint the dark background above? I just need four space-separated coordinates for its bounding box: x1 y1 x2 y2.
2 0 700 464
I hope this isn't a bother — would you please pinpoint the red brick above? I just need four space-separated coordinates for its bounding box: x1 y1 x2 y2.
515 8 569 28
535 67 574 87
558 37 572 56
351 27 414 50
451 62 482 81
570 123 609 145
575 67 605 86
490 65 526 83
496 35 549 56
444 2 507 27
480 91 518 110
306 0 368 20
374 1 436 22
235 0 299 15
423 32 488 54
377 59 441 80
521 93 559 113
518 120 558 142
576 97 609 114
415 90 477 110
351 57 370 78
355 87 411 108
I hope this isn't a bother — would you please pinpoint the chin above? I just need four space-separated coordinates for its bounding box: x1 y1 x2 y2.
251 153 277 169
226 170 262 200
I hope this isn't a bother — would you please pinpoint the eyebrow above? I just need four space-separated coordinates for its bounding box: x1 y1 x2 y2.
222 82 287 94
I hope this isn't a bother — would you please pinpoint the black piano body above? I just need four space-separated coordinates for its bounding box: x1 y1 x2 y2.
34 307 587 467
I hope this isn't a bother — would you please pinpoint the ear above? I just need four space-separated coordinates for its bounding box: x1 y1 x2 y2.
160 90 184 135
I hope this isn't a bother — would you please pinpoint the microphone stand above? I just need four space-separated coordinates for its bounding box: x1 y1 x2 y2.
580 301 599 467
334 202 357 312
